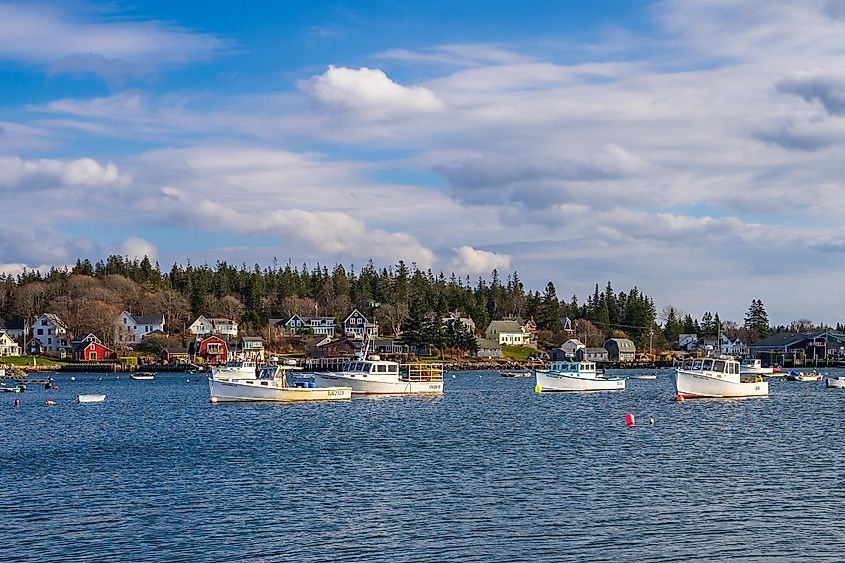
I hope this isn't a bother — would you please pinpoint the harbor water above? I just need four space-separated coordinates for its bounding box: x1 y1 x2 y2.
1 370 844 562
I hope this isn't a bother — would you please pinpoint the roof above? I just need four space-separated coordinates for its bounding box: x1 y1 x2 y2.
605 338 636 351
476 337 501 349
163 347 189 354
343 309 368 322
240 336 264 342
750 332 813 348
39 313 67 329
128 312 164 325
486 320 524 333
585 347 608 353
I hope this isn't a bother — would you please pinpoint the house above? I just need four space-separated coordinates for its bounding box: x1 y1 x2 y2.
373 338 406 356
115 311 166 344
32 313 70 356
188 315 238 338
678 334 699 352
238 336 265 361
343 309 378 340
71 334 116 362
161 347 190 364
718 335 748 357
283 314 337 337
485 319 534 347
0 318 25 342
583 347 609 362
604 338 636 362
0 330 21 356
442 314 476 335
475 337 502 358
561 338 586 356
189 335 229 364
749 331 845 364
312 338 362 359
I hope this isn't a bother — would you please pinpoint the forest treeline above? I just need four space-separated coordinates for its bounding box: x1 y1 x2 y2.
0 255 662 349
3 255 831 350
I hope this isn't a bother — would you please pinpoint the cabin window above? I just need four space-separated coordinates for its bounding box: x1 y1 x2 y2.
378 364 387 373
388 365 398 373
702 359 714 371
713 360 726 372
692 359 703 370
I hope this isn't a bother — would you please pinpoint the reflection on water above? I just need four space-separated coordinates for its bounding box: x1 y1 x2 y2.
1 369 844 562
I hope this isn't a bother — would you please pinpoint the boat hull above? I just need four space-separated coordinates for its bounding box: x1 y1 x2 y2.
740 367 774 375
826 377 845 389
312 372 443 395
534 370 625 392
209 379 351 402
77 394 106 403
674 369 768 398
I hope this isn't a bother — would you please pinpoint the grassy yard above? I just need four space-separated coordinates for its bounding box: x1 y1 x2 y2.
501 345 538 361
0 356 62 367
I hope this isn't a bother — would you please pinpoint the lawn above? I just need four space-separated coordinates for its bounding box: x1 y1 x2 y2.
501 345 537 361
0 356 62 367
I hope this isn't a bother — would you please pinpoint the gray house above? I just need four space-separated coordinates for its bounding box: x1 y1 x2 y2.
603 338 636 362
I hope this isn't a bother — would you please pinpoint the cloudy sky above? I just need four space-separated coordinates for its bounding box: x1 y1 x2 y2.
2 0 845 324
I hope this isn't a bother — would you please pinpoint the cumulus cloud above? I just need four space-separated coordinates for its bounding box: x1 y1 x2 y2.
119 237 158 261
0 155 127 190
301 66 444 118
449 246 512 275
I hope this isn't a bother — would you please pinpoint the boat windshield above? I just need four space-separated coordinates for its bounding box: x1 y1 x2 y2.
713 359 727 373
258 367 277 380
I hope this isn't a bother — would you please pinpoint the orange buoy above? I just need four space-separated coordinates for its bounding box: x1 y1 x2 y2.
52 386 59 390
625 413 635 426
675 394 684 402
45 400 55 405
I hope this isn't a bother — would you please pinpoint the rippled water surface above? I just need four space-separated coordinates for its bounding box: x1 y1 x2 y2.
2 369 845 562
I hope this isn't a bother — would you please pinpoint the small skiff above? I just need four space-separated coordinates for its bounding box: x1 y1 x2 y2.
77 394 106 403
130 372 156 381
825 377 845 389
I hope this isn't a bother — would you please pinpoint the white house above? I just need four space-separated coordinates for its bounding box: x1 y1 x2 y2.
188 315 238 338
719 335 748 357
485 319 534 346
0 330 21 356
115 311 166 344
284 314 336 337
343 309 378 340
560 338 586 356
32 313 70 355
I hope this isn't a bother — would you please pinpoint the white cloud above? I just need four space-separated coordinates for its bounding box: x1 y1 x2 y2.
301 66 444 118
0 155 127 190
0 3 230 78
449 246 512 275
119 237 158 261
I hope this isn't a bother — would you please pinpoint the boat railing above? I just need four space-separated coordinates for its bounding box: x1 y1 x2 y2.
399 363 444 382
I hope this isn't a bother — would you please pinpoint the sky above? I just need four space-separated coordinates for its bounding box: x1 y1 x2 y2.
2 0 845 325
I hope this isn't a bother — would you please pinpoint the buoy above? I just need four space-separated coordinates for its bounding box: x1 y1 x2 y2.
625 413 635 426
14 398 20 407
649 416 655 425
52 386 59 390
210 397 218 404
675 394 685 402
534 384 542 394
45 400 55 405
70 376 76 381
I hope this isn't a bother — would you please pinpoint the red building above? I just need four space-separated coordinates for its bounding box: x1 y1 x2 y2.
71 335 117 362
190 335 228 364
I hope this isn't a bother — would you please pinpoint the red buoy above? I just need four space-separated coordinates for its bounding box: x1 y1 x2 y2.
675 394 685 402
14 398 20 407
45 400 55 405
625 413 635 426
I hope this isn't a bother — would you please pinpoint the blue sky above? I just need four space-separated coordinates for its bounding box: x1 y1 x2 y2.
2 0 845 324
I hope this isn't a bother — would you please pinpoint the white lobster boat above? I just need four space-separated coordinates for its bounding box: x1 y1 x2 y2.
534 360 625 392
740 359 774 376
211 359 258 381
674 357 768 399
313 356 443 395
825 377 845 389
209 364 351 402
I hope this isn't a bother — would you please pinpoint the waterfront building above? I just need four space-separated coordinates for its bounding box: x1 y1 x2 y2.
115 311 166 345
32 313 70 356
188 315 238 338
603 338 636 362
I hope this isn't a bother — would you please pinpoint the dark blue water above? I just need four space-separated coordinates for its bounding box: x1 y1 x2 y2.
1 369 844 562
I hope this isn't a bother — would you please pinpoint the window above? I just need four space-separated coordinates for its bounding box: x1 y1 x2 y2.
48 337 52 344
41 320 48 326
378 364 387 373
37 329 43 335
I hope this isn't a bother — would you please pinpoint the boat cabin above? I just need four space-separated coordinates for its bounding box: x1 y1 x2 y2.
741 359 762 368
550 361 596 373
341 357 443 382
682 358 740 374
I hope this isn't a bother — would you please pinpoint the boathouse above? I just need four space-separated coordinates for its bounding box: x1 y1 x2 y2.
190 335 229 364
603 338 636 362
